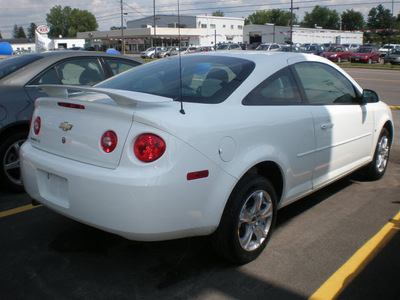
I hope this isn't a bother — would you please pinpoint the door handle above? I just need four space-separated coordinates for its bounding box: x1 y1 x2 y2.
321 123 334 130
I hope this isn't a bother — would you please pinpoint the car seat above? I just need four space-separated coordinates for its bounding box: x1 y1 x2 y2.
79 69 103 86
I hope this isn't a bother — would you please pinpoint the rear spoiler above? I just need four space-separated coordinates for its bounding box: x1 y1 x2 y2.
38 84 173 106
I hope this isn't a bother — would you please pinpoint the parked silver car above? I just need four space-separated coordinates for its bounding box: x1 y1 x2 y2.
141 47 165 59
0 51 142 191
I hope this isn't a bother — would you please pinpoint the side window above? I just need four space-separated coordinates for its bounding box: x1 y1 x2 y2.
58 58 105 86
293 62 357 105
243 67 302 105
104 58 140 76
31 66 62 84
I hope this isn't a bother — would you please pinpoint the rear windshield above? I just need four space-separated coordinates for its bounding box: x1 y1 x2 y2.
358 47 372 53
0 54 43 80
97 55 255 103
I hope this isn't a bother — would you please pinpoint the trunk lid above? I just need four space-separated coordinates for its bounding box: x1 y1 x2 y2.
30 87 173 169
31 96 134 169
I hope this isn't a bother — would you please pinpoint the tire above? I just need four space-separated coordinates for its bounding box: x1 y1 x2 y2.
150 54 154 59
212 174 277 264
364 128 391 180
0 131 27 192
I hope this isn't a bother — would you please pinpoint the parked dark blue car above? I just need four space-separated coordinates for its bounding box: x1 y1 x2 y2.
302 45 325 55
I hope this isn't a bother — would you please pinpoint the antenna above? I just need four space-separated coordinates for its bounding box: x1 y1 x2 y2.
177 0 185 115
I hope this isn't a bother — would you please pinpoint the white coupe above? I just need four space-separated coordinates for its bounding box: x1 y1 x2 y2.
20 52 393 264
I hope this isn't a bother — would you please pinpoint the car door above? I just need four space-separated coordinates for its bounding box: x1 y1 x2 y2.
291 61 374 189
242 66 315 204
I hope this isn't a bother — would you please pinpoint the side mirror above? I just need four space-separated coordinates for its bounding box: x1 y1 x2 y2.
362 89 379 104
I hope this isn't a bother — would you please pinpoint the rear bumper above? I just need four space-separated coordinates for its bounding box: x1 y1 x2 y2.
20 141 235 241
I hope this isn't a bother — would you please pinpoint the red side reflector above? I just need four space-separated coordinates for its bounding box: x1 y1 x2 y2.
58 102 85 109
187 170 209 181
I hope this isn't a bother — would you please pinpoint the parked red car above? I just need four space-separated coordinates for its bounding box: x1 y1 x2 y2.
320 46 352 62
350 46 381 64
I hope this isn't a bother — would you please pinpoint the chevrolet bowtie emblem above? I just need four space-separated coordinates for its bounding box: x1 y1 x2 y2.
59 122 73 131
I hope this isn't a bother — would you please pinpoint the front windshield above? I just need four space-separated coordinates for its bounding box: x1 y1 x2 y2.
0 54 43 80
328 47 342 52
97 55 255 104
216 44 229 50
392 49 400 55
256 45 271 50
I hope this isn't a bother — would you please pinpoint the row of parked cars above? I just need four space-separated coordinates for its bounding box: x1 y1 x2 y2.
143 42 400 65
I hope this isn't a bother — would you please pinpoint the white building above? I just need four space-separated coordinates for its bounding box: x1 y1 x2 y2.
77 14 244 52
52 38 85 49
127 15 244 46
244 24 363 45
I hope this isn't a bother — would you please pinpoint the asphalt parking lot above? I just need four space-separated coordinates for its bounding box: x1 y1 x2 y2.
1 69 399 299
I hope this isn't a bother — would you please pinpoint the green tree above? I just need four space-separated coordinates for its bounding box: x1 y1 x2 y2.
212 10 224 17
367 4 395 29
17 26 26 38
12 25 26 38
12 24 19 38
46 5 98 38
245 9 297 26
341 9 365 30
302 6 340 29
27 23 37 39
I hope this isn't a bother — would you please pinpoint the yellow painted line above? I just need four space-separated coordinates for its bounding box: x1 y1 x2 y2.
309 210 400 300
0 204 42 218
352 77 400 83
389 106 400 110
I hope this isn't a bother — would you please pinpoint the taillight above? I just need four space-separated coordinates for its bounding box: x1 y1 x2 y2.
33 117 41 135
101 131 118 153
134 134 166 162
58 102 85 109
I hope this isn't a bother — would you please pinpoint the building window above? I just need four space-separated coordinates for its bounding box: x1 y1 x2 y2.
231 25 234 29
201 24 207 28
223 25 226 28
238 25 243 30
210 24 216 29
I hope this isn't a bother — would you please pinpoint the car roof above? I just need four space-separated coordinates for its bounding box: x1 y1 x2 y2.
193 51 331 65
0 50 142 84
8 50 142 63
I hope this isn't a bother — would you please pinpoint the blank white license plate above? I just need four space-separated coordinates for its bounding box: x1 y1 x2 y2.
37 170 69 208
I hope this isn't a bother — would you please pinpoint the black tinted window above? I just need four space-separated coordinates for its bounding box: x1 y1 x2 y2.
97 55 255 104
243 67 302 105
105 58 140 75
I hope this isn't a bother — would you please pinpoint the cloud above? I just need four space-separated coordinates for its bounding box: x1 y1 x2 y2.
1 0 399 38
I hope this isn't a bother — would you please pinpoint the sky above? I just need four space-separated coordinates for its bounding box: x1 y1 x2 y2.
1 0 399 39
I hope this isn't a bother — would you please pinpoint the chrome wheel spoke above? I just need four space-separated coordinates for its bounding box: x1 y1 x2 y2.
376 137 389 173
238 189 273 251
3 139 25 185
240 209 253 224
5 160 19 171
240 227 253 249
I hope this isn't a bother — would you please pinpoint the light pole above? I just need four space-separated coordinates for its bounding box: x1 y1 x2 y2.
120 0 125 54
153 0 157 58
289 0 299 51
